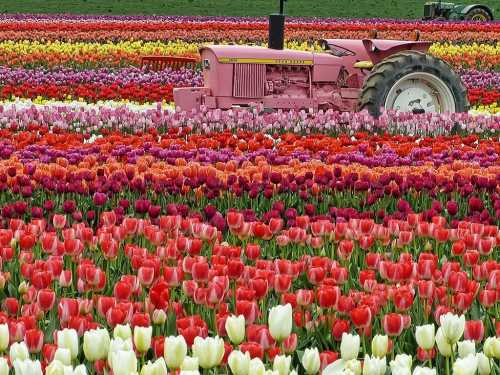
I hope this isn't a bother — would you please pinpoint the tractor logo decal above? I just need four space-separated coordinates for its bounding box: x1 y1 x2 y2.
218 57 314 65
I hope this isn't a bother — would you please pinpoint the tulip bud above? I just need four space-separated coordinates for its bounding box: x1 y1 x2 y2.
74 365 88 375
371 335 388 358
269 304 292 342
134 326 152 353
83 328 110 362
412 367 437 375
439 312 465 344
458 340 476 358
415 324 435 350
340 333 360 361
192 336 225 369
249 358 266 375
435 327 453 357
114 324 132 340
0 323 9 352
181 356 199 371
273 355 291 375
111 349 138 375
0 358 8 375
54 348 72 366
13 359 43 375
389 354 412 375
362 354 386 375
18 281 29 295
301 347 320 374
45 360 64 375
228 350 250 375
9 342 29 362
477 352 491 375
164 335 187 370
57 328 79 360
453 353 478 375
483 337 500 359
140 358 168 375
152 310 167 325
225 315 245 345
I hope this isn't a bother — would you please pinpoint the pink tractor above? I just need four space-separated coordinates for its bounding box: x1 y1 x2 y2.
174 2 468 117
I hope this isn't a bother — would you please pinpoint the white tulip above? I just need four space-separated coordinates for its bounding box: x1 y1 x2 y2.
458 340 475 358
436 327 454 357
412 367 437 375
228 350 250 375
192 336 225 369
302 347 320 374
390 354 412 369
164 335 188 369
415 324 435 350
54 348 72 366
179 372 200 375
0 324 9 352
46 360 65 375
180 356 199 371
267 371 280 375
140 358 168 375
453 353 478 375
57 328 79 360
108 337 134 368
477 352 491 375
249 358 266 375
74 365 88 375
114 324 132 340
362 355 386 375
371 335 388 358
0 358 8 375
111 349 138 375
83 328 110 361
9 342 29 362
341 333 360 360
345 359 361 375
13 359 43 375
289 371 298 375
273 354 291 375
134 326 153 353
483 337 500 359
269 304 293 342
440 313 465 344
225 315 246 345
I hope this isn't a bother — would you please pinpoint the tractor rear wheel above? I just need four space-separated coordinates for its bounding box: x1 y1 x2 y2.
358 50 468 117
464 8 491 21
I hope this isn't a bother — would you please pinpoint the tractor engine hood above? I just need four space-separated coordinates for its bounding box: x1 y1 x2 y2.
199 45 316 65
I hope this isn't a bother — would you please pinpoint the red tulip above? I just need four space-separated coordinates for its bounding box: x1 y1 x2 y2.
383 313 404 336
282 333 297 354
464 320 484 342
37 289 56 311
273 274 292 294
331 319 350 341
338 239 354 260
52 214 67 229
317 286 340 309
350 306 372 328
393 290 414 311
320 351 339 371
245 244 261 260
239 341 264 359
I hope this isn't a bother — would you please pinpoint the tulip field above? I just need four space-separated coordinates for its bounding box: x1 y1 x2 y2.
0 12 498 375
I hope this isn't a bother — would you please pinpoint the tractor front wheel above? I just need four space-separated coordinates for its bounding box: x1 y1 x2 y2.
358 51 468 117
464 8 492 21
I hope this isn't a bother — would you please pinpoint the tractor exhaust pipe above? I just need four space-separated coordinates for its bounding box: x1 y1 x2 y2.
268 0 286 50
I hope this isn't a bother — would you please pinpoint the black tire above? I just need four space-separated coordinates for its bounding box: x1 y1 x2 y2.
464 8 492 21
358 50 469 117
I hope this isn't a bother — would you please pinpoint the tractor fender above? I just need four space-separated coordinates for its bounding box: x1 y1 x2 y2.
361 39 432 64
455 4 494 19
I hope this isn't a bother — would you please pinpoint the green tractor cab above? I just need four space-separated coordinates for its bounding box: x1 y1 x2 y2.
423 0 494 20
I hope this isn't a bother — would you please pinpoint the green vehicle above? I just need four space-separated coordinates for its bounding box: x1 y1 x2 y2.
423 0 494 20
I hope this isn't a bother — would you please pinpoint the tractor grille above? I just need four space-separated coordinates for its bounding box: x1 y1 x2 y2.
233 63 266 98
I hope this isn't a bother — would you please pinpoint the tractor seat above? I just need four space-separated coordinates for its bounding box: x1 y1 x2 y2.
141 56 198 71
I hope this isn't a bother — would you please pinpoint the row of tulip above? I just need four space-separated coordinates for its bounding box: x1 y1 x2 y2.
0 15 498 43
0 67 497 106
0 40 497 70
0 206 497 374
0 101 498 136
